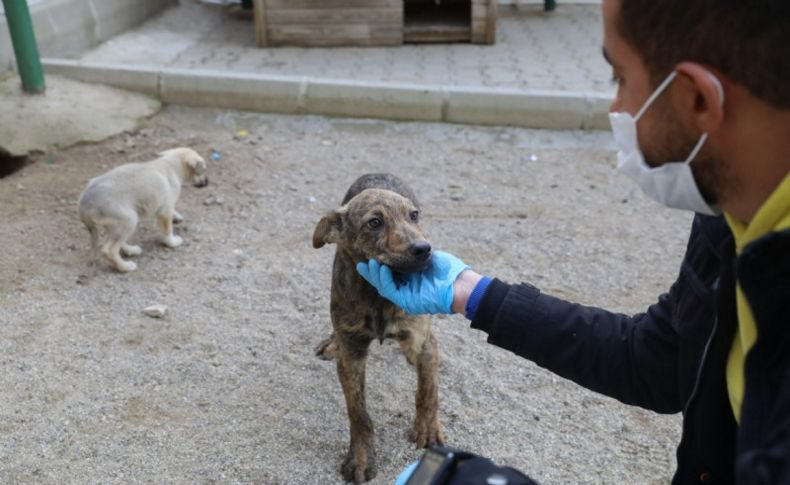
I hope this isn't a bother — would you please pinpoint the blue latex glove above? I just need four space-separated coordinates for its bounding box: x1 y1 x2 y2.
356 251 470 315
394 461 419 485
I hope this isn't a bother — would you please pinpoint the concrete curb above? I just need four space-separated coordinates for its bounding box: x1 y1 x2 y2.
43 58 613 130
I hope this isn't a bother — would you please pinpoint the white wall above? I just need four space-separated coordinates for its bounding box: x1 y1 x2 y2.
1 0 174 75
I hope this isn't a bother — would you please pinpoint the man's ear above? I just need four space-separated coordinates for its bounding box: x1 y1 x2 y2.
312 207 348 249
675 62 726 132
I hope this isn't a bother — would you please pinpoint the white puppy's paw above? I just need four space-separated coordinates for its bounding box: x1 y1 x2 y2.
116 260 137 273
121 244 143 256
163 235 183 248
172 212 184 224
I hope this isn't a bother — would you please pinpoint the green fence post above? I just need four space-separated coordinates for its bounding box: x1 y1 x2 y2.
545 0 557 11
2 0 45 93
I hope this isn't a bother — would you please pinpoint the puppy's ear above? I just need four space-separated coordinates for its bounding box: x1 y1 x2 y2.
160 148 206 172
180 149 206 172
188 155 207 173
313 207 347 249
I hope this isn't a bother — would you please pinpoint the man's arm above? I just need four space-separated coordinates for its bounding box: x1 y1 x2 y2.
469 278 683 414
358 251 685 413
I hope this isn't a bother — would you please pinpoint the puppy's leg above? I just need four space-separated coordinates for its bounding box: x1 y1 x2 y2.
82 218 100 264
337 332 377 484
172 210 183 224
101 212 138 273
397 319 445 448
121 244 142 256
156 209 183 248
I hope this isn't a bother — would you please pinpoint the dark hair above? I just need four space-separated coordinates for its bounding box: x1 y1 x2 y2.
617 0 790 108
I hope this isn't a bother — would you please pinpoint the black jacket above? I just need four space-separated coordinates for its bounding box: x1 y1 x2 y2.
470 215 790 484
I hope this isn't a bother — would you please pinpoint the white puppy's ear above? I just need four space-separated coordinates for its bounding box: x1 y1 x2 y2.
158 148 205 171
187 155 207 173
312 206 348 249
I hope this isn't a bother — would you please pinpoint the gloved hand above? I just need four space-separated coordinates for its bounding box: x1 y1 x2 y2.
356 251 470 315
394 461 419 485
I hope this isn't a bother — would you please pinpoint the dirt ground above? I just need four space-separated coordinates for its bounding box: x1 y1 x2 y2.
0 106 693 484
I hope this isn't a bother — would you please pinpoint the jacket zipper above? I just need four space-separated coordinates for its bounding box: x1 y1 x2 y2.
683 316 718 415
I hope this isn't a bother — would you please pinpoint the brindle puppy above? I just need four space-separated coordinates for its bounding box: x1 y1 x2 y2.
313 173 445 484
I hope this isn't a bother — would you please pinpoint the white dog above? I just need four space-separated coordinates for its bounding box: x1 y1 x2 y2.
78 147 209 272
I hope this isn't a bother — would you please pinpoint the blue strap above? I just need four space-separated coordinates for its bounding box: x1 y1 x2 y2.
464 276 492 320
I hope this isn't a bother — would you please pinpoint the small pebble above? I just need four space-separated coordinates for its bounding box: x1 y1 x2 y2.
143 304 167 318
204 196 225 206
308 196 316 204
210 151 221 161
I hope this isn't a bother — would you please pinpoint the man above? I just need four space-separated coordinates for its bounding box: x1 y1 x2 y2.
358 0 790 482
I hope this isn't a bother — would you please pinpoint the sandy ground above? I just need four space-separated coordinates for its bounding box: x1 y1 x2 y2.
0 106 692 484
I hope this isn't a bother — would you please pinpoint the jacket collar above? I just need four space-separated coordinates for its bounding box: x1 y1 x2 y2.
694 214 735 262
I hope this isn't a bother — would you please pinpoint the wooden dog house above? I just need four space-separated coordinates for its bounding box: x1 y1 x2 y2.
252 0 497 47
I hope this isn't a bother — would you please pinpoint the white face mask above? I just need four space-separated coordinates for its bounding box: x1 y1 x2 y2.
609 71 725 215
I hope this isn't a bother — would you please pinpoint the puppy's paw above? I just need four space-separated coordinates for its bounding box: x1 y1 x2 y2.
409 415 445 448
115 260 138 273
121 244 143 256
314 336 337 361
163 235 183 248
172 212 184 224
341 442 377 484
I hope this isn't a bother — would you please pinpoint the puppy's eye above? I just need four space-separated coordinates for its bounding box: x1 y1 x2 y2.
367 218 383 229
410 211 419 222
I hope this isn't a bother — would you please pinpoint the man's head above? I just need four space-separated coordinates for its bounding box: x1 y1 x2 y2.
602 0 790 212
610 0 789 109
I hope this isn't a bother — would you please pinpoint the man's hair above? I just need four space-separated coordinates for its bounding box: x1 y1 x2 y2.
617 0 790 109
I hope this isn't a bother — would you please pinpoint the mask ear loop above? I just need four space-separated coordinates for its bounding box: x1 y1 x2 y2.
685 73 725 165
708 72 725 107
684 134 709 165
635 71 678 122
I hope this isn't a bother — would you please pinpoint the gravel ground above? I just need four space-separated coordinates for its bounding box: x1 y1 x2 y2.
0 106 692 484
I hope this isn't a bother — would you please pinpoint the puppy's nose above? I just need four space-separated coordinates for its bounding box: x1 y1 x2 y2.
409 241 432 261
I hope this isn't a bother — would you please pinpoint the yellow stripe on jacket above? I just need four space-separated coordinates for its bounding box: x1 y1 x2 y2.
724 173 790 423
